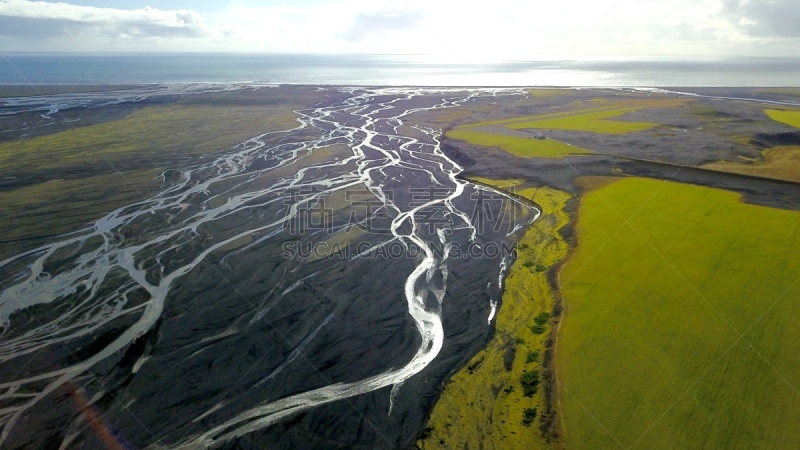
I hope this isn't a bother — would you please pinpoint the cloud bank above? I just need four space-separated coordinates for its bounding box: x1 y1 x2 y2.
341 10 423 42
0 0 213 49
0 0 798 57
723 0 800 38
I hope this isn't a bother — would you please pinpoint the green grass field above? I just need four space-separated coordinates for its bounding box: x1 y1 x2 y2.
0 104 296 173
765 109 800 128
506 108 656 134
446 129 591 158
557 177 800 449
445 100 685 158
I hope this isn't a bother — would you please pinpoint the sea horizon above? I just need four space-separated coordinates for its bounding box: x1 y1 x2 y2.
1 53 799 87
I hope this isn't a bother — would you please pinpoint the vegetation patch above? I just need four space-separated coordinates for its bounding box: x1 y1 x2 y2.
418 179 571 450
765 109 800 128
453 99 685 130
520 370 541 397
445 100 686 159
558 177 800 449
529 324 547 335
506 107 656 134
703 146 800 183
527 89 573 98
446 128 591 159
0 104 297 174
573 176 623 193
523 408 538 426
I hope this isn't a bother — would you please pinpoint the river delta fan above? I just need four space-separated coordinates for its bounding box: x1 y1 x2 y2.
0 87 538 449
2 81 800 449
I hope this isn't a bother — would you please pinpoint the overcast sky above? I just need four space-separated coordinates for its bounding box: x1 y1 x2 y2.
0 0 798 59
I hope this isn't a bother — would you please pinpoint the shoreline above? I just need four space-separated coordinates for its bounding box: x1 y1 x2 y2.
4 84 800 91
0 84 149 98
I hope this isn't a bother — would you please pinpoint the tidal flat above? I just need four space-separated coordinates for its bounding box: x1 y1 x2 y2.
1 85 799 449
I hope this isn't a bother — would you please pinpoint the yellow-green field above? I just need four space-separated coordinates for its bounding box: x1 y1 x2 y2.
557 177 800 449
446 99 686 159
765 109 800 128
0 104 297 173
703 146 800 183
419 178 570 450
506 108 656 134
446 129 590 159
453 99 686 131
527 88 575 98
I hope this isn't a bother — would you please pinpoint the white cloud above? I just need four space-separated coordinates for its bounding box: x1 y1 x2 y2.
723 0 800 38
0 0 797 57
340 10 423 43
0 0 220 50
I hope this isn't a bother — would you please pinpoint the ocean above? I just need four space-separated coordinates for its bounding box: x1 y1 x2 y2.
1 53 799 87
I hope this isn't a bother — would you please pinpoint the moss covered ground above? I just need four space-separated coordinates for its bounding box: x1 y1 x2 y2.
418 178 571 450
0 104 296 173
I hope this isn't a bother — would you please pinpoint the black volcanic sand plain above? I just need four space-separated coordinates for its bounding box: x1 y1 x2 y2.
1 86 799 450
